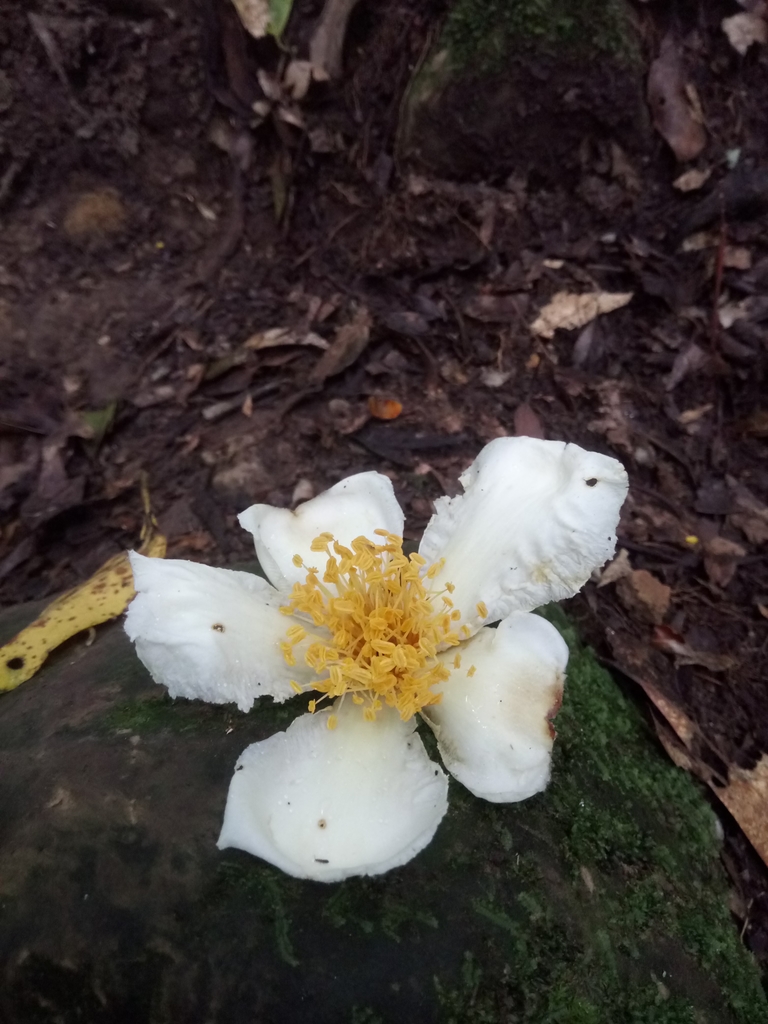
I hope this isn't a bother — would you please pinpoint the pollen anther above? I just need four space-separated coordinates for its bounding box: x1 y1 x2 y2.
280 532 460 722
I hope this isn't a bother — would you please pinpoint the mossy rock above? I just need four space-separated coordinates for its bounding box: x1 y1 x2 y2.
399 0 648 180
0 582 765 1023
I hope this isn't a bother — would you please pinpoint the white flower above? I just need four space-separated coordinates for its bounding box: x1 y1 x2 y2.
125 437 628 882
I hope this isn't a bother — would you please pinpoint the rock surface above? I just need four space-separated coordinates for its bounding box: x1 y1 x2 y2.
399 0 648 180
0 587 765 1023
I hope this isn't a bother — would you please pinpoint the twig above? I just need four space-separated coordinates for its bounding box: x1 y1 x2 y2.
292 211 361 268
28 14 89 120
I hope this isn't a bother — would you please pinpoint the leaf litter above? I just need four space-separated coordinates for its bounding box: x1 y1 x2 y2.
2 0 768 966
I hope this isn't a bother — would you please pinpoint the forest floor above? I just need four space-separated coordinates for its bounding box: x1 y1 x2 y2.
1 0 767 983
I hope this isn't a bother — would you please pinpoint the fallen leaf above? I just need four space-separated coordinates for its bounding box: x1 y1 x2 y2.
20 439 85 527
464 294 524 322
513 402 545 439
244 326 328 351
743 410 768 437
610 142 642 193
681 230 719 252
616 569 671 624
291 478 314 503
367 397 403 420
717 757 768 870
703 535 746 588
651 624 735 672
664 342 708 392
480 367 512 388
573 319 601 369
309 0 361 79
530 291 633 338
327 398 370 436
230 0 269 37
729 482 768 545
637 677 768 868
718 297 752 329
283 60 313 100
647 35 707 162
722 12 767 55
725 246 752 271
678 403 713 426
597 547 632 587
673 167 712 192
231 0 293 38
78 402 117 448
308 306 372 384
587 381 634 454
639 675 698 747
0 531 166 693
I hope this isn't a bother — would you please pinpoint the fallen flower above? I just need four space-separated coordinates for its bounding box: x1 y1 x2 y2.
125 437 628 881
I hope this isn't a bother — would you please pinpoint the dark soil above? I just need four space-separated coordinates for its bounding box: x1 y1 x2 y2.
1 0 767 985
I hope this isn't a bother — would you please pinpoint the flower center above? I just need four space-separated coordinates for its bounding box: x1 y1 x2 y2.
279 531 462 724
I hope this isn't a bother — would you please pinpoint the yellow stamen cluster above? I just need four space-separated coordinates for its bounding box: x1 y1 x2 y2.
280 531 462 722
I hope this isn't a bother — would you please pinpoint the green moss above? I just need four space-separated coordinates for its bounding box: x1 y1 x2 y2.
443 0 639 71
212 861 301 966
417 606 766 1022
94 593 765 1022
322 879 439 942
99 692 297 736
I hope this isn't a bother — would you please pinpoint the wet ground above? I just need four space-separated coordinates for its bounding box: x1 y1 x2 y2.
1 0 768 981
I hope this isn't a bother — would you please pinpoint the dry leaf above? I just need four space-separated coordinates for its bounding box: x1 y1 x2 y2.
730 482 768 545
308 306 372 384
480 367 512 388
309 0 360 79
703 535 746 588
367 397 403 421
681 230 719 252
513 402 545 439
638 679 768 868
678 403 713 426
0 532 166 693
597 547 632 587
673 167 712 192
587 381 634 453
244 326 328 351
610 142 642 193
464 294 524 322
664 342 708 392
647 35 707 162
718 757 768 869
723 246 752 270
651 624 735 672
530 291 633 339
722 12 767 55
230 0 270 37
616 569 671 625
718 298 752 329
284 60 313 100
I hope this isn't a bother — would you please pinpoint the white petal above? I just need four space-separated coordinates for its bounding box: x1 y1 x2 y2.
217 701 448 881
419 437 628 630
238 472 404 591
125 554 314 712
422 612 568 802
